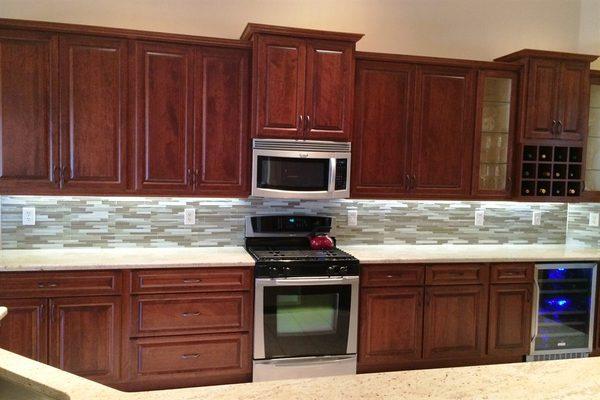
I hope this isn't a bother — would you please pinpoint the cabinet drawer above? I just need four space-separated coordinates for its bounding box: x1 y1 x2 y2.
132 333 251 378
131 268 252 294
132 292 251 336
425 264 488 285
490 263 533 283
361 264 425 287
0 271 121 298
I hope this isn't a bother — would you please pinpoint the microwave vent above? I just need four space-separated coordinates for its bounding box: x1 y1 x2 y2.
253 139 351 153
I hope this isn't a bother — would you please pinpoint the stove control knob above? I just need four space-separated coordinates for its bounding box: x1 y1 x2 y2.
269 266 280 277
327 265 337 275
339 266 348 275
283 266 291 276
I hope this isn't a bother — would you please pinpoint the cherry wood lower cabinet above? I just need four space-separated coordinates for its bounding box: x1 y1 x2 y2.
49 296 121 384
422 284 488 359
358 263 533 373
0 298 48 362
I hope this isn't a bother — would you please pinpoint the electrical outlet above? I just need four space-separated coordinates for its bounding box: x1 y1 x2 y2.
183 208 196 225
22 207 36 226
474 210 484 226
347 209 358 227
589 212 599 227
532 211 542 226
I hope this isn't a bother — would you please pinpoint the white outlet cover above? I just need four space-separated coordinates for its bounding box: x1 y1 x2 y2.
22 207 36 226
347 209 358 227
590 212 600 227
474 210 484 226
532 211 542 226
183 208 196 225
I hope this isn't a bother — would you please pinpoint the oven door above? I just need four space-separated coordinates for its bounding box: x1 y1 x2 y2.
251 148 350 199
254 276 359 360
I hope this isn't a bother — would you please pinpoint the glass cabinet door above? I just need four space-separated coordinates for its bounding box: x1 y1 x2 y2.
584 72 600 198
473 70 518 197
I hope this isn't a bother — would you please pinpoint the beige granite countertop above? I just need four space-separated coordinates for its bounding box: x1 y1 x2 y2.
1 244 599 272
2 347 600 399
0 246 255 271
0 307 6 321
340 244 600 264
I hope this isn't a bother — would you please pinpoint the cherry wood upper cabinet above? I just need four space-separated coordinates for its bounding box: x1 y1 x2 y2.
495 50 598 143
59 34 129 192
423 285 487 359
488 284 532 357
134 41 194 193
242 24 362 142
0 29 59 193
304 40 354 140
352 60 414 197
193 47 250 196
0 298 48 362
471 69 519 199
49 296 121 384
410 65 476 196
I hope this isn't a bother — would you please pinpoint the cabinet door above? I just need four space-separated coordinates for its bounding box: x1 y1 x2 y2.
472 70 518 198
488 284 532 356
0 29 59 193
254 35 305 139
134 41 194 193
359 287 423 367
557 61 589 142
59 34 129 192
423 285 487 359
524 58 560 140
193 47 250 196
304 40 353 141
0 298 48 362
352 61 414 197
584 72 600 199
411 66 476 196
49 296 121 384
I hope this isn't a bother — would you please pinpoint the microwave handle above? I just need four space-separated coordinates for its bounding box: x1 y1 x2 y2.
328 157 336 193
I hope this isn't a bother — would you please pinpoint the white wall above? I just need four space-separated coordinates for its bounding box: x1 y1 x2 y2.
0 0 597 64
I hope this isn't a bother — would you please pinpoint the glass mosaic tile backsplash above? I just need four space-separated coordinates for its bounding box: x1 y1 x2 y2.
0 196 593 249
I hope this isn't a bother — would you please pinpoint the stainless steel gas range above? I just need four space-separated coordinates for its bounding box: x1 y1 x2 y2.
245 215 359 382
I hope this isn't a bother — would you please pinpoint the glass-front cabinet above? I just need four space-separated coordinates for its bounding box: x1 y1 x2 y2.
472 69 518 198
584 71 600 199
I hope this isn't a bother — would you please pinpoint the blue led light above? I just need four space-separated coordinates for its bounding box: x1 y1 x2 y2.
288 218 295 223
548 268 567 280
546 298 570 308
557 268 566 271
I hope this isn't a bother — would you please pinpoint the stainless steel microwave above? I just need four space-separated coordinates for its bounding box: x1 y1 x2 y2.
251 139 351 199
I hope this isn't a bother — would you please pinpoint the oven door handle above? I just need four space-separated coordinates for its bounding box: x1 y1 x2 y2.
259 355 356 367
258 276 359 286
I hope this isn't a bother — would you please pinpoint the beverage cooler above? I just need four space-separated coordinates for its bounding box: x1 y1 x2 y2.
528 263 597 361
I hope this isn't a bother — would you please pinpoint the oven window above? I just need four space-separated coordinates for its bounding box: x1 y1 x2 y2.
263 284 351 359
257 156 329 191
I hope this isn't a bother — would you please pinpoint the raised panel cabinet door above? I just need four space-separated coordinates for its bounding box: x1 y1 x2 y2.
359 287 424 367
0 298 48 362
557 61 589 142
525 58 560 139
59 34 129 192
411 66 476 196
254 34 305 139
351 61 414 197
304 40 353 141
0 29 59 193
488 284 532 357
423 285 487 359
135 41 194 193
49 296 121 384
194 47 250 195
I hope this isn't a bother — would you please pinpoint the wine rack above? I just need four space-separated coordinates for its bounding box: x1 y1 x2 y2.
520 145 583 197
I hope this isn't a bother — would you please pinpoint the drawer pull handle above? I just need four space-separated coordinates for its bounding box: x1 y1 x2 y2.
181 353 200 359
386 274 395 278
37 283 46 288
183 279 201 284
46 283 59 288
503 271 520 276
449 271 465 276
181 311 201 317
37 282 59 288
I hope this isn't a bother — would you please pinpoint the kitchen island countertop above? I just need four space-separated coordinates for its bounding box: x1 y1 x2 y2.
2 347 600 400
